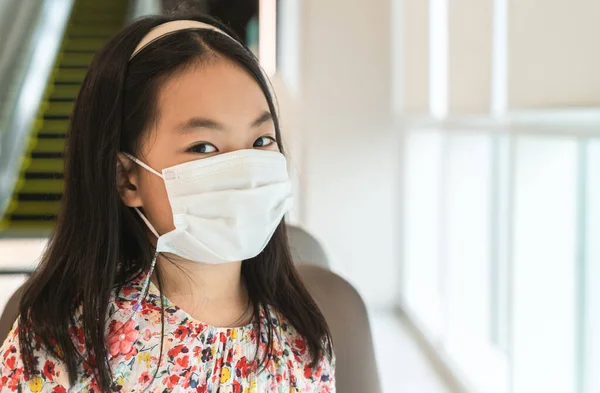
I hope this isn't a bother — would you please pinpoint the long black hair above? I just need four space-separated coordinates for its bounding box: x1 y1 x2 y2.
18 14 332 391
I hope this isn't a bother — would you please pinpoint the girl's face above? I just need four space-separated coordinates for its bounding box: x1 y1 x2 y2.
117 57 278 235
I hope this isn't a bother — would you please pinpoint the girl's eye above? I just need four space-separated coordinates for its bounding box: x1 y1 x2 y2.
187 142 218 154
253 136 276 148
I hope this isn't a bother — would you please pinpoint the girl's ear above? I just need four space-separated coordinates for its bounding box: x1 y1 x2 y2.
116 153 143 207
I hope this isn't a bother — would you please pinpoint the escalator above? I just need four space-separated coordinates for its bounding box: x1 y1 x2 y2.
0 0 127 236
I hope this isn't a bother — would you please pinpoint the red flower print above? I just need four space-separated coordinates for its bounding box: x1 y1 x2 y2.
315 363 323 378
214 357 223 372
123 346 138 361
43 360 56 381
53 387 67 393
304 364 313 379
232 380 242 393
69 326 85 345
235 357 252 378
106 320 139 358
168 344 186 358
122 286 137 297
174 326 189 340
7 377 18 391
138 371 151 384
176 355 189 369
294 338 306 355
193 346 202 358
163 374 179 389
193 323 206 337
5 356 15 370
196 384 207 393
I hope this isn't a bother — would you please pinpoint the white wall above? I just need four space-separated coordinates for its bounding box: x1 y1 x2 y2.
277 0 399 308
448 0 492 114
508 0 600 109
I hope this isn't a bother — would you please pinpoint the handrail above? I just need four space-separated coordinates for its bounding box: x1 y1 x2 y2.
0 0 74 218
0 0 41 137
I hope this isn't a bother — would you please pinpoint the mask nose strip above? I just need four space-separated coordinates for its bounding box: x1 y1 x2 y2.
164 170 177 181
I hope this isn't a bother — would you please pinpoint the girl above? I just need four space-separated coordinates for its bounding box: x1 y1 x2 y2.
0 14 334 392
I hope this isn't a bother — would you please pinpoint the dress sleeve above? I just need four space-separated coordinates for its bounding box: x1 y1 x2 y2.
0 320 70 393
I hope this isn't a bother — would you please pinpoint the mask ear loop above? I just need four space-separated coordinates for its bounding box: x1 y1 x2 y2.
122 153 163 177
132 206 160 313
120 153 164 313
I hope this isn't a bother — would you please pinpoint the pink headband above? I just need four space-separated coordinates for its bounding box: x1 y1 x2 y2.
130 20 237 59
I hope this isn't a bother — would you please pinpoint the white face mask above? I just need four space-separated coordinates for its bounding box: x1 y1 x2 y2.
124 149 293 264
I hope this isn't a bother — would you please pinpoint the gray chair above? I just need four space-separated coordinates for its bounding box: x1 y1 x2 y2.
296 264 382 393
0 225 381 392
288 224 381 392
286 224 330 268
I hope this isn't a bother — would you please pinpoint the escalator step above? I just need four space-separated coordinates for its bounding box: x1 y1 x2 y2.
31 152 64 159
59 52 95 67
64 37 110 52
69 17 124 25
32 139 66 153
54 81 81 86
46 101 74 117
39 120 68 132
0 221 55 234
26 159 64 172
9 214 58 222
43 116 69 121
55 68 87 83
49 98 76 102
24 172 64 180
18 193 62 202
8 201 61 215
50 85 80 99
58 65 88 69
72 8 126 16
37 133 67 139
18 180 64 194
61 50 98 55
68 24 122 35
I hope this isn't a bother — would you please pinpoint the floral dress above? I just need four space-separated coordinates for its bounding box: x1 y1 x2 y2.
0 271 335 392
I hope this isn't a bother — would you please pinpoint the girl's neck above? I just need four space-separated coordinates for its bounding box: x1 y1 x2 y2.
150 253 252 327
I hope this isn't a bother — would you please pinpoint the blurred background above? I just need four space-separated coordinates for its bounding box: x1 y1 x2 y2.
0 0 598 392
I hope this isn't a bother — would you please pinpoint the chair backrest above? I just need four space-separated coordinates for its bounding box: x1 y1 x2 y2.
296 264 382 393
286 224 330 268
0 284 23 340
